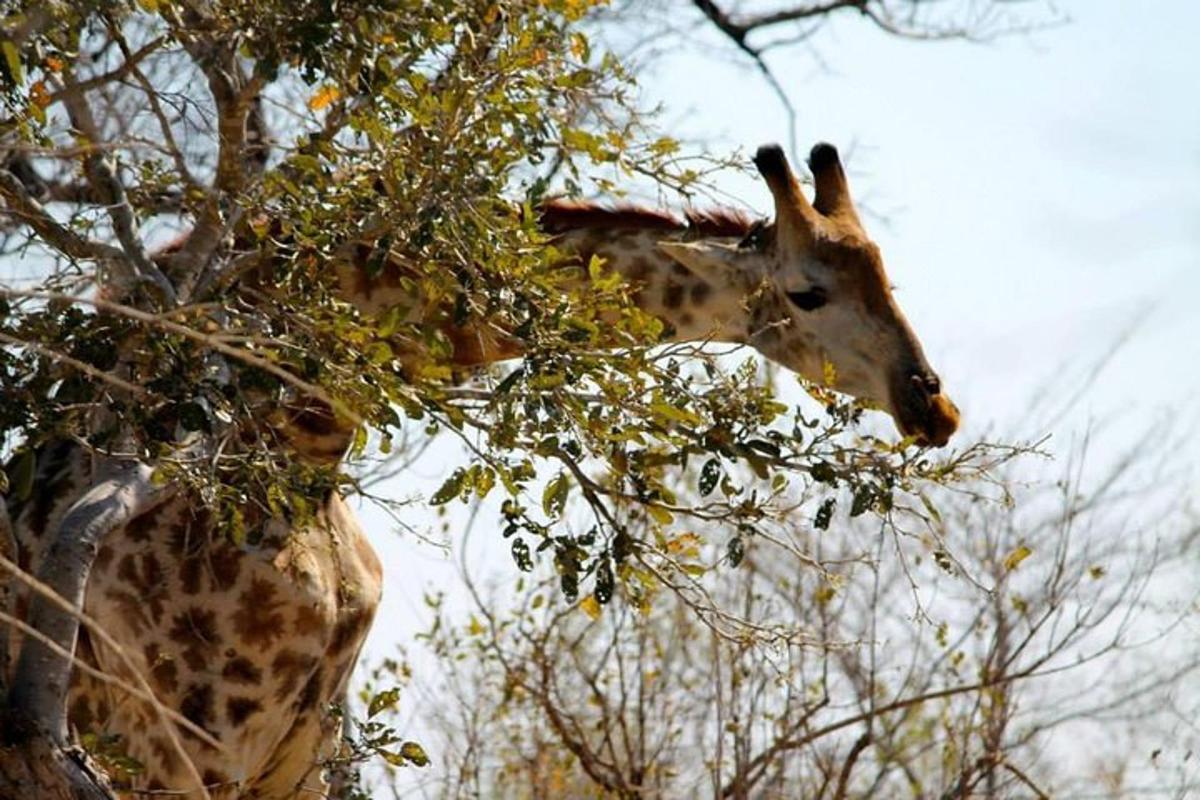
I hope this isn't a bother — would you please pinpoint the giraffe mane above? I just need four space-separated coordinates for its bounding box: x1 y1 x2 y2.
538 198 761 239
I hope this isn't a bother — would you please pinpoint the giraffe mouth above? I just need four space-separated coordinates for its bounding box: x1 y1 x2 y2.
892 374 960 447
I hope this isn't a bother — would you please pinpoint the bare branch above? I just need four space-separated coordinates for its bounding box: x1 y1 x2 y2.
0 331 153 399
0 170 126 263
44 35 169 105
53 70 177 302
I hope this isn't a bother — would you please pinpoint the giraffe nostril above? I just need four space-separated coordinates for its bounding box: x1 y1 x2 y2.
910 373 940 397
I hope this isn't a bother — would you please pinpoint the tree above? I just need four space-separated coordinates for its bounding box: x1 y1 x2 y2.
0 0 1049 794
371 418 1199 799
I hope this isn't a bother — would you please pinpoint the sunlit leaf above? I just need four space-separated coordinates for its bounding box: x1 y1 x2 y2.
1003 544 1032 572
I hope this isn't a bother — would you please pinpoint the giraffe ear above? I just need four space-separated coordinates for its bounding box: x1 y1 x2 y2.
808 142 861 227
656 240 751 288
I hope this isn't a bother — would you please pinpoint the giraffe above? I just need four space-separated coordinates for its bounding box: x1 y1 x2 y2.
1 141 957 798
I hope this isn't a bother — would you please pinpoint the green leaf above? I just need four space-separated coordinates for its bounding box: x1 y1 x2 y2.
1003 544 1032 571
698 458 721 497
367 687 401 719
727 535 745 567
594 557 613 603
2 41 23 86
430 469 465 505
7 449 35 502
494 367 523 395
810 462 837 485
542 472 570 518
400 741 429 767
850 484 874 517
176 401 210 433
647 505 673 525
650 401 702 427
473 467 495 499
814 498 835 531
511 538 532 571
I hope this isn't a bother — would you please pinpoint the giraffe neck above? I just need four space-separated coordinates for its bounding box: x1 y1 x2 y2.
282 206 758 460
555 225 748 345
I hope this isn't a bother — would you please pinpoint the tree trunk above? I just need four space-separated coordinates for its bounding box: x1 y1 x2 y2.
0 715 115 800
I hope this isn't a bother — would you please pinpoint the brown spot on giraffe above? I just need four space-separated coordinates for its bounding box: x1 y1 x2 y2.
222 654 263 686
104 588 152 637
149 736 182 776
180 682 215 732
144 642 179 695
124 504 162 543
328 607 371 654
297 668 324 709
226 695 263 726
293 604 327 637
663 280 685 309
94 543 114 572
116 551 168 623
271 649 319 702
167 606 221 672
202 768 230 789
232 576 288 649
207 541 242 591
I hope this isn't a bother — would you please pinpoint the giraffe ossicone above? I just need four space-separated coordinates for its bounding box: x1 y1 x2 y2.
3 140 957 798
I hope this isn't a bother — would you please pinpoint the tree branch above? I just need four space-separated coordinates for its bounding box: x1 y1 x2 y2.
7 458 168 742
44 35 168 106
0 170 127 263
54 70 177 302
690 1 801 156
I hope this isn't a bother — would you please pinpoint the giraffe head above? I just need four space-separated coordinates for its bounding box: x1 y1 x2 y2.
658 143 960 446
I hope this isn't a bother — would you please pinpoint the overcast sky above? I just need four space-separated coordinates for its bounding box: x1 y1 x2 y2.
359 0 1200 736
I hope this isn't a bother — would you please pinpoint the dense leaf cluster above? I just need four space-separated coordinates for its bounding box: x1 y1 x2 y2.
0 1 1013 616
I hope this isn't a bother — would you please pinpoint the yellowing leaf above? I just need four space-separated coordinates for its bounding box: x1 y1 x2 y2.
399 741 429 767
307 84 341 111
647 505 673 525
1003 544 1032 572
542 472 570 517
467 615 485 636
580 595 601 620
665 532 701 556
2 41 24 86
29 80 49 108
822 359 838 387
367 687 401 719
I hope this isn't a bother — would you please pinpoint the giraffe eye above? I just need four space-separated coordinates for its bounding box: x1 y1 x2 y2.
786 287 828 311
738 221 768 251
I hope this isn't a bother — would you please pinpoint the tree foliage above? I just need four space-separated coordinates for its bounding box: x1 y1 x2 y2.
0 0 1019 618
373 430 1199 799
0 0 1065 792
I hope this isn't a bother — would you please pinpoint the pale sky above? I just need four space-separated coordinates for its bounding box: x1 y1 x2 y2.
358 1 1200 784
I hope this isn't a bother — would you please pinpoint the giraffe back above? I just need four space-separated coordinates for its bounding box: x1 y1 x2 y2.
4 441 382 797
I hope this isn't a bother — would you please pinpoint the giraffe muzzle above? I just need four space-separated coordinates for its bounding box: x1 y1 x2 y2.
893 372 960 447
